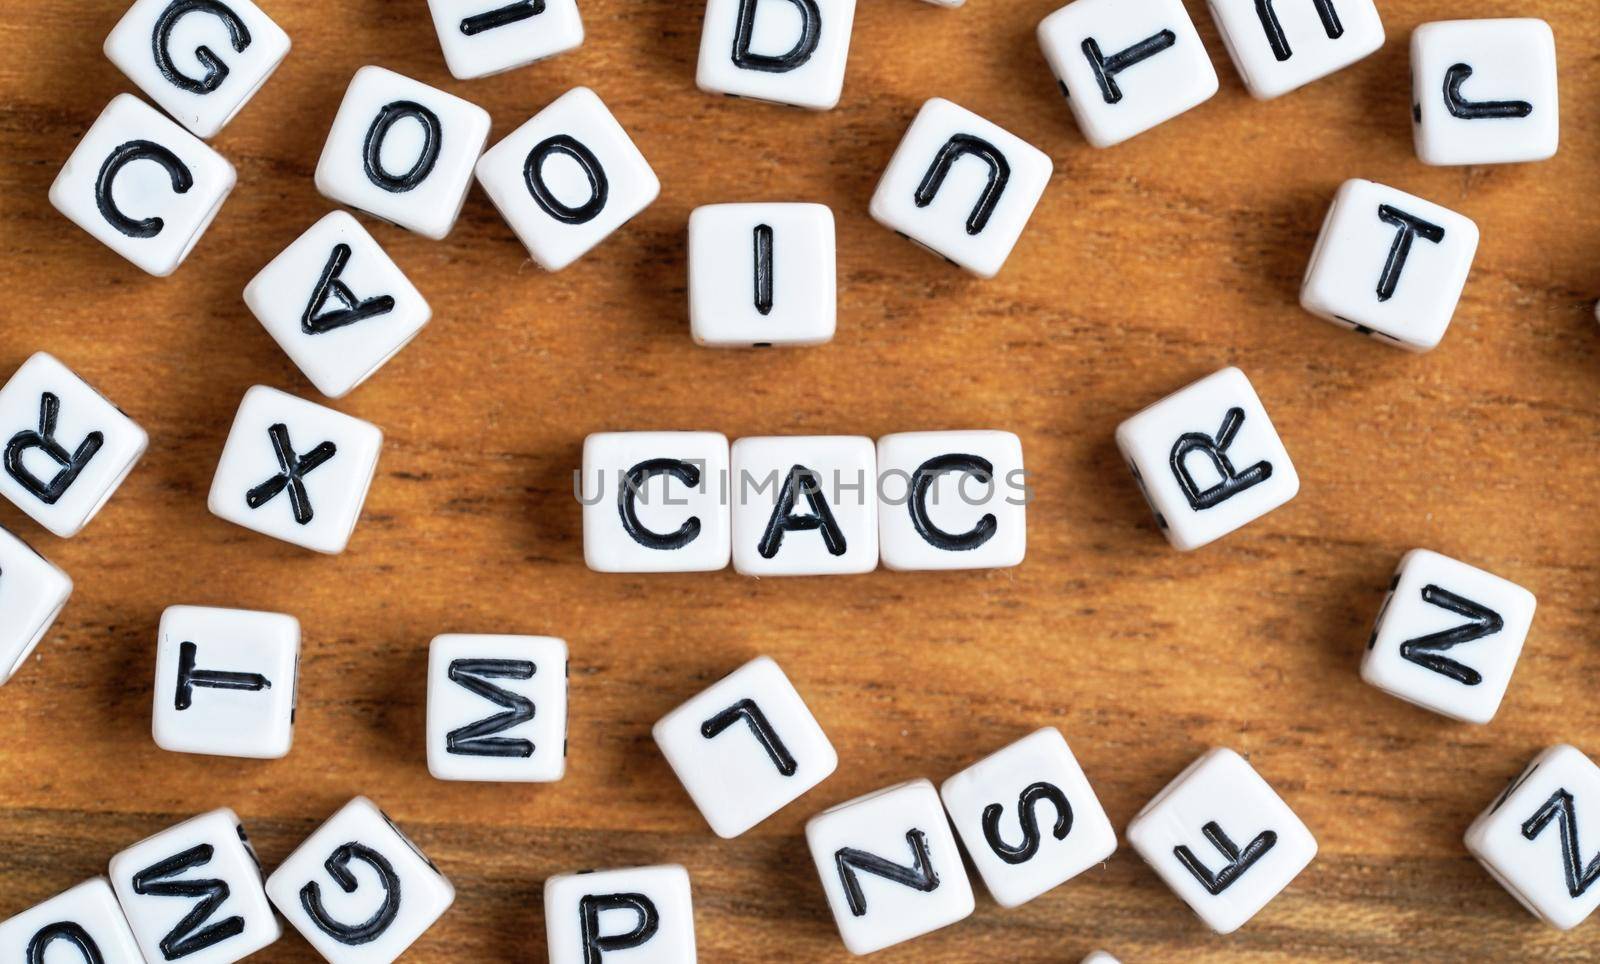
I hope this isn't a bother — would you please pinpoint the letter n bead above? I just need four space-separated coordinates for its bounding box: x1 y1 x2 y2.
266 797 455 963
870 98 1053 278
1115 367 1298 551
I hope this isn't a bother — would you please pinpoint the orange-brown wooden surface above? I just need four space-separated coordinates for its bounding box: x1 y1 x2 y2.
1 0 1598 960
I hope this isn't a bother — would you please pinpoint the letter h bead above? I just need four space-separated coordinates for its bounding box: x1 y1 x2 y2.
1116 367 1298 551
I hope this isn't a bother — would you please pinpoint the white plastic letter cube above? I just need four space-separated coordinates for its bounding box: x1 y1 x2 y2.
1466 744 1600 931
870 98 1052 278
654 655 837 838
940 727 1117 908
544 865 696 964
426 0 584 80
1411 19 1559 166
1038 0 1219 148
110 808 280 964
1207 0 1384 99
1301 179 1478 351
207 385 383 554
152 604 300 759
0 352 148 538
876 430 1026 571
1127 748 1316 934
0 526 72 685
105 0 291 138
730 435 878 576
0 878 144 963
806 778 973 955
476 87 659 272
244 211 432 399
315 66 490 240
688 203 836 347
582 431 730 573
427 634 568 782
266 797 454 963
1116 367 1298 551
696 0 858 110
50 94 236 276
1361 550 1536 725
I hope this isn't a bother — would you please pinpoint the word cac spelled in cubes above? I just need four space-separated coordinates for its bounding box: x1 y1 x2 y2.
427 634 569 783
152 605 301 759
1361 550 1536 725
1117 367 1298 551
1128 748 1317 934
581 430 1027 575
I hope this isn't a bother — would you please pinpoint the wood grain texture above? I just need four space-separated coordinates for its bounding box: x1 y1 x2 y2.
1 0 1598 959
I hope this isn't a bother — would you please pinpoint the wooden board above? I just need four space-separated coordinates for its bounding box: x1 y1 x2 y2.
2 0 1598 959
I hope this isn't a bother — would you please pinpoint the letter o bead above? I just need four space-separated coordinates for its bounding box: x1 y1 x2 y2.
49 94 236 276
476 87 659 271
544 865 697 964
266 797 455 964
581 432 731 573
1115 367 1298 551
0 879 144 963
104 0 291 139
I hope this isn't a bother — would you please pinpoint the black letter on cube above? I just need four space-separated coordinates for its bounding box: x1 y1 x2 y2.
1173 821 1277 895
578 893 659 962
1254 0 1345 61
914 135 1010 237
753 224 774 316
245 424 337 526
175 641 271 710
132 845 245 960
732 0 821 73
834 830 940 917
446 658 538 758
759 465 847 559
909 453 997 552
619 459 702 550
1167 407 1272 511
303 244 396 335
524 135 609 225
701 698 797 775
1520 789 1600 899
1082 30 1177 104
299 843 402 945
97 141 194 238
26 922 103 964
1443 64 1533 120
461 0 545 36
982 782 1072 865
363 101 442 193
4 392 104 505
153 0 252 94
1375 205 1446 303
1398 585 1502 686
